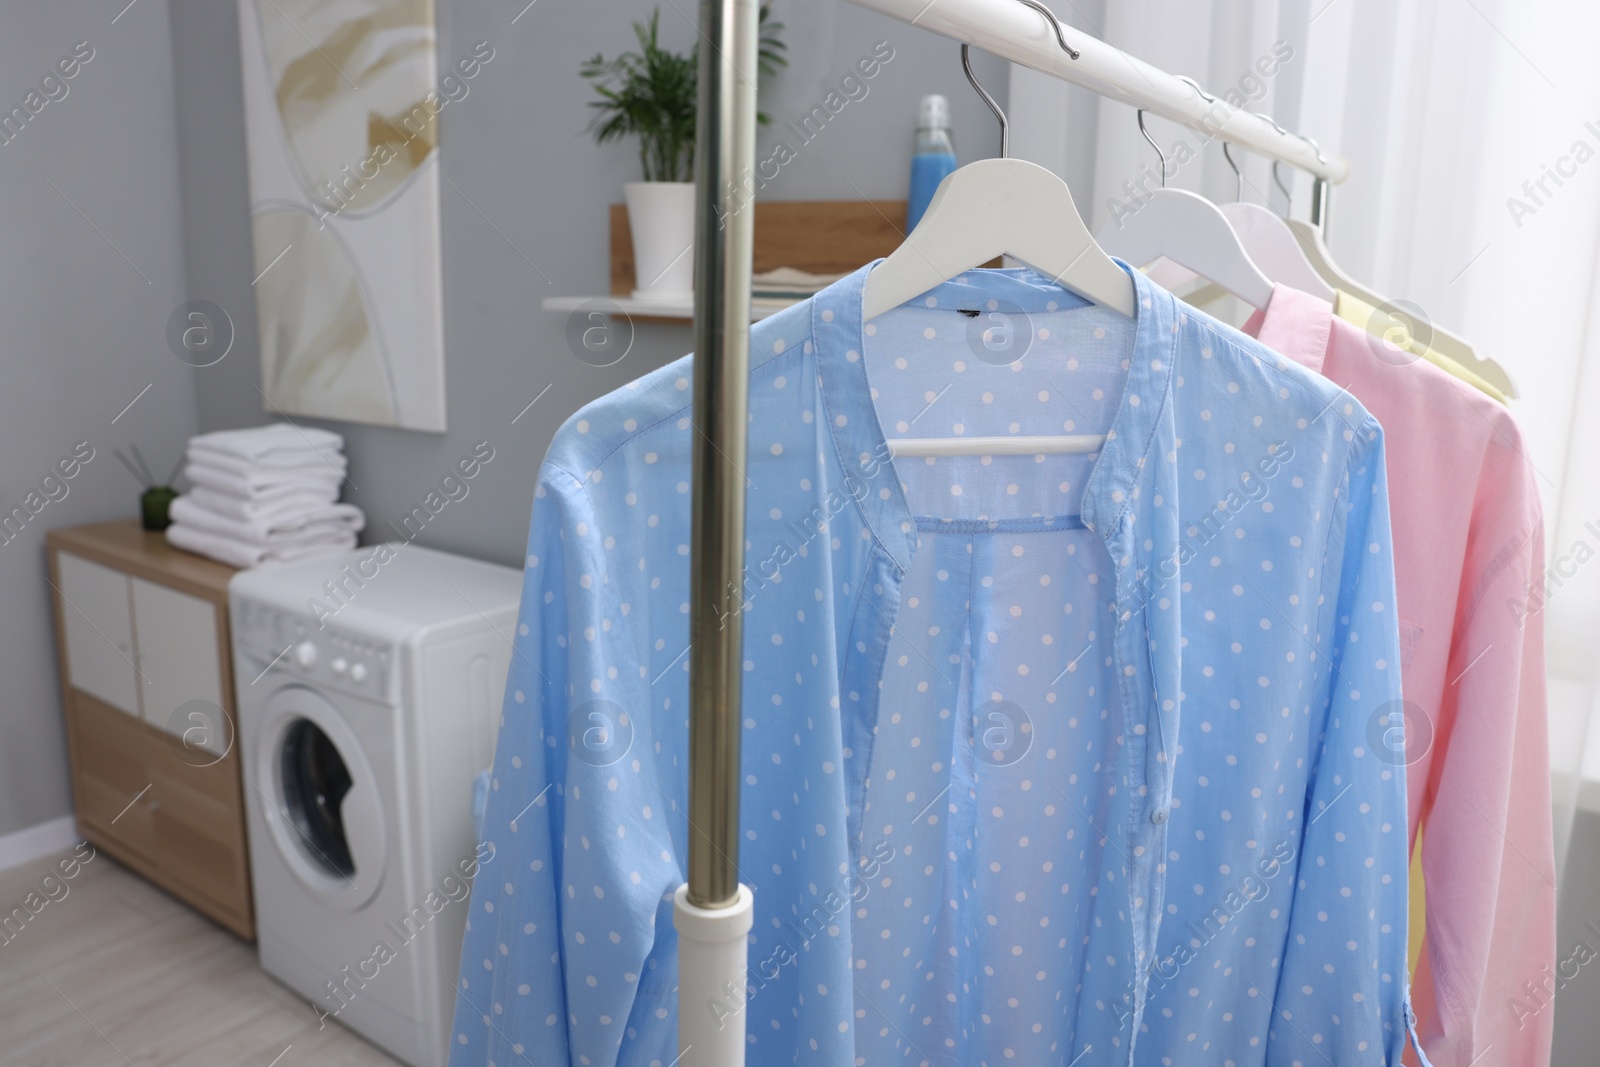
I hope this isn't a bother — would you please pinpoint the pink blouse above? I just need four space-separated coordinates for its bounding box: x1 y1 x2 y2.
1245 284 1555 1066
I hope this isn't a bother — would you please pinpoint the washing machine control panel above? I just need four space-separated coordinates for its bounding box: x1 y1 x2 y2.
235 600 393 702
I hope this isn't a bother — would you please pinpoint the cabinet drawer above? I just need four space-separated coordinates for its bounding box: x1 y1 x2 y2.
71 692 157 857
79 774 156 859
151 739 241 809
149 766 248 913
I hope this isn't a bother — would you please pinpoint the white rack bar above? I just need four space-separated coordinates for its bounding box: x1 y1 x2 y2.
847 0 1348 183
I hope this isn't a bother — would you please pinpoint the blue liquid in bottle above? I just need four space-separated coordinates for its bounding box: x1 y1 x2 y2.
909 151 958 231
907 94 956 231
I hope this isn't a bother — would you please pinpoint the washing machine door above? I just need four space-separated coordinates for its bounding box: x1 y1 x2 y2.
255 685 387 911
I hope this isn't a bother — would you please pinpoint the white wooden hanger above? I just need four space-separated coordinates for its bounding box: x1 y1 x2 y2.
1282 217 1517 396
866 39 1134 458
861 158 1136 322
1265 147 1414 314
1264 140 1518 397
1156 201 1336 305
1215 142 1334 301
1093 110 1273 312
1221 203 1333 301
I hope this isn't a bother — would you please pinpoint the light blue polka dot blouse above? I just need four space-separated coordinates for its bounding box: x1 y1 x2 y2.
450 263 1418 1066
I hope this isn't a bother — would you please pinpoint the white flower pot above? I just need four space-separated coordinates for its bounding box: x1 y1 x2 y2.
624 180 695 301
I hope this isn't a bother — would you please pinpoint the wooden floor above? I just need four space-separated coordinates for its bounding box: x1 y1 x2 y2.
0 845 400 1066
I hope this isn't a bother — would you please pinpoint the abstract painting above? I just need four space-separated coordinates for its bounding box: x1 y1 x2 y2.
236 0 447 432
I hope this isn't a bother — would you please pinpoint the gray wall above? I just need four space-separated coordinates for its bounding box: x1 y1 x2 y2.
0 0 1008 839
0 2 197 838
169 0 1009 570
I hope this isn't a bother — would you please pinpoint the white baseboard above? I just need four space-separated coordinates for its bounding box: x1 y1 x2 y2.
0 815 79 873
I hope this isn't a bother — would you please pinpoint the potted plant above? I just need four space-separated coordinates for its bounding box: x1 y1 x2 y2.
582 6 786 300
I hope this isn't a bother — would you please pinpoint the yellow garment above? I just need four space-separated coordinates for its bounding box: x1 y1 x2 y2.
1334 290 1508 404
1409 823 1425 974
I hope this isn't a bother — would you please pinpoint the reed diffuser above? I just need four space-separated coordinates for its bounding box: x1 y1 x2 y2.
115 444 182 532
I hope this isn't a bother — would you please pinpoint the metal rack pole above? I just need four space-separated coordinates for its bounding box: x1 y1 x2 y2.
1311 176 1332 237
674 0 757 1063
686 0 755 915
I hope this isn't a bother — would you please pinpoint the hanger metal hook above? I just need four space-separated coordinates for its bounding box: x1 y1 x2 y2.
1221 143 1243 201
961 43 1009 159
1270 161 1292 213
1176 75 1241 199
1174 74 1216 104
1011 0 1081 61
1136 109 1168 188
1253 110 1289 138
1252 111 1293 214
961 0 1082 160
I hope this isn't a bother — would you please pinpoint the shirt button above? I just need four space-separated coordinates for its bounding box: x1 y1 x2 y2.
1150 807 1169 825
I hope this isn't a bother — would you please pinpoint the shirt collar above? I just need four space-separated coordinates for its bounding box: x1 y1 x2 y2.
810 259 1178 573
1242 283 1335 376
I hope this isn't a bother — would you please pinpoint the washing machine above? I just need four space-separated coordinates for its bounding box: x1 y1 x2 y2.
231 543 522 1066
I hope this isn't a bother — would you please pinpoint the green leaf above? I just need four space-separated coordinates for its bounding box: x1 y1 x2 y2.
583 4 786 182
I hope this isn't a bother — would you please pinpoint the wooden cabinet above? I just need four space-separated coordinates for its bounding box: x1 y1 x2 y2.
47 520 254 940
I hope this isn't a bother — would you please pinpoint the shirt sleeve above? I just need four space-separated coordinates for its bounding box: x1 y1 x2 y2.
1408 421 1555 1066
1269 416 1413 1065
449 462 682 1067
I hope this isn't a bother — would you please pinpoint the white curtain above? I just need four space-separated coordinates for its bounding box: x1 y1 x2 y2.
1009 0 1600 874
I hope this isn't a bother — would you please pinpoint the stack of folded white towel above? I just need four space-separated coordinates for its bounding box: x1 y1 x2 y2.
165 423 365 568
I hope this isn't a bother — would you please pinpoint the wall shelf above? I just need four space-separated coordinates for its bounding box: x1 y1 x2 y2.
543 198 910 324
540 294 793 322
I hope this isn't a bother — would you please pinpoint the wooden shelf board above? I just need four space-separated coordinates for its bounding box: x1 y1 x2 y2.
541 294 797 322
575 197 909 323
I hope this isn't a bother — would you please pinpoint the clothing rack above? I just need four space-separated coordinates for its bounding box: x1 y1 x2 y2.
676 2 1344 1063
854 0 1347 218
